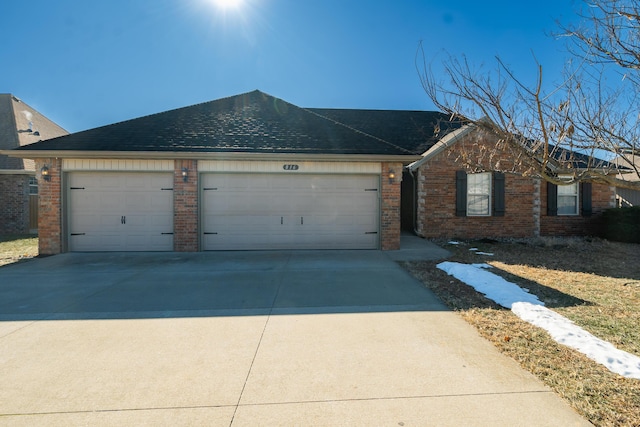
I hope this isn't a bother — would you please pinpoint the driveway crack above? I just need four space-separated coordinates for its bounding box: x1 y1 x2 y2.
228 251 291 426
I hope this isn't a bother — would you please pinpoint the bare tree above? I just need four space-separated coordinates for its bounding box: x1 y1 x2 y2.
418 0 640 190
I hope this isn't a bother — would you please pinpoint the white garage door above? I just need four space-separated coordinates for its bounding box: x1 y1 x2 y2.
202 174 379 250
68 172 174 251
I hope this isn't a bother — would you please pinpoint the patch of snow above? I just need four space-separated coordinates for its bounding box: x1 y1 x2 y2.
469 248 478 251
448 241 460 245
512 302 640 379
476 252 494 256
437 262 543 308
437 261 640 379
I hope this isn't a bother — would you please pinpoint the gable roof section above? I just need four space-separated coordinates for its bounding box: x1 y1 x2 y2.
9 91 431 159
408 120 618 173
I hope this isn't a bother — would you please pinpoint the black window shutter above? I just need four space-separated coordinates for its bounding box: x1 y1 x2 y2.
581 182 592 217
493 172 505 216
547 182 558 216
456 170 467 217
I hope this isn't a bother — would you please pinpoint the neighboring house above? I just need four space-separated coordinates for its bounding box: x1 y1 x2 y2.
2 90 616 254
613 150 640 207
0 94 68 234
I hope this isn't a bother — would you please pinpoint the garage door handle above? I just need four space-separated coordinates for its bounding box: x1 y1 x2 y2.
121 216 126 224
281 217 283 225
203 232 218 235
301 216 303 225
161 232 173 235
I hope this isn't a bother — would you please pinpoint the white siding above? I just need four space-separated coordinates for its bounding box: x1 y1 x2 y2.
63 159 174 171
198 160 381 174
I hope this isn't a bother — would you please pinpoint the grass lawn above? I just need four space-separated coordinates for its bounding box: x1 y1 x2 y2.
0 235 38 267
402 237 640 427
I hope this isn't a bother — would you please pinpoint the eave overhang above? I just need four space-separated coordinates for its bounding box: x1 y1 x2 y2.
1 149 420 163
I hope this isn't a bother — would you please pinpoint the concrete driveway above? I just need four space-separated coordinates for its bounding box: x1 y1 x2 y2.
0 248 588 426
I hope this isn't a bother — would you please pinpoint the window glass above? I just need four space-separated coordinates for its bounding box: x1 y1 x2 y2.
557 182 578 215
467 173 491 216
29 176 38 195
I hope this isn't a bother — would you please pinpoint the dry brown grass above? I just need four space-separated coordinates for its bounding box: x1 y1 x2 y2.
402 237 640 427
0 235 38 267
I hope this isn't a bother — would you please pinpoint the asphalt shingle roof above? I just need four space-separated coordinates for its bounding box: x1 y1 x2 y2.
308 108 463 155
15 90 453 157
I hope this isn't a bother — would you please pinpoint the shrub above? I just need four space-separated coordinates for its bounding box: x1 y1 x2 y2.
601 207 640 243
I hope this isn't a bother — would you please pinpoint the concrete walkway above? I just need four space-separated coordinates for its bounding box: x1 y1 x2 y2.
0 247 588 426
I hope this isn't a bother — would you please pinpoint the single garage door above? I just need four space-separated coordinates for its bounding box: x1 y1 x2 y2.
68 172 174 251
202 174 379 250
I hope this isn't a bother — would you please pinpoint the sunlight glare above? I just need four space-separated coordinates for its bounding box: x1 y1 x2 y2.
213 0 243 9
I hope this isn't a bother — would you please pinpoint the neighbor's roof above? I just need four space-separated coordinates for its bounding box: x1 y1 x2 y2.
6 90 456 159
0 94 68 170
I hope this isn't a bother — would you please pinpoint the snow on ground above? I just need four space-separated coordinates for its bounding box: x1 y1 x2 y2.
437 261 640 380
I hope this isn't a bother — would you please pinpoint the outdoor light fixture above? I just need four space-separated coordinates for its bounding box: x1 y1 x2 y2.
388 170 396 184
181 167 188 182
41 165 51 182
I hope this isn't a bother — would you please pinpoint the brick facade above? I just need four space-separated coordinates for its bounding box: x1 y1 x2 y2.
173 160 199 251
0 174 31 234
414 131 615 239
35 158 62 255
381 162 402 250
540 181 616 237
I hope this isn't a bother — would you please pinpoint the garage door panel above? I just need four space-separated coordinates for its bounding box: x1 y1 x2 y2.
68 172 174 252
202 173 379 250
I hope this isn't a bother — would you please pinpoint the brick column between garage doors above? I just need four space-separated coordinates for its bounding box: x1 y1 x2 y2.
174 160 198 252
35 158 62 255
381 162 402 250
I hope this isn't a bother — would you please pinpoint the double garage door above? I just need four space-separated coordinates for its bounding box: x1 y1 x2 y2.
202 174 380 250
67 172 380 251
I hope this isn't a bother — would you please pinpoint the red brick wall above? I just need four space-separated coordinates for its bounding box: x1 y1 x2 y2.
0 174 31 234
173 160 199 251
35 158 62 254
540 181 615 236
415 164 538 240
381 162 402 250
415 130 614 239
416 132 539 239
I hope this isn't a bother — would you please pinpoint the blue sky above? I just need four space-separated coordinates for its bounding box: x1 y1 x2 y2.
1 0 581 133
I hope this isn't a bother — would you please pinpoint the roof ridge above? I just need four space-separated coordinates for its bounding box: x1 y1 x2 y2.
302 108 415 155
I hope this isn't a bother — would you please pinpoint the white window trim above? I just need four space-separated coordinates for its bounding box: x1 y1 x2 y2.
467 172 492 217
557 177 579 216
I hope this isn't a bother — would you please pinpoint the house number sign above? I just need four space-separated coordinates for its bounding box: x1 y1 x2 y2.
283 164 299 171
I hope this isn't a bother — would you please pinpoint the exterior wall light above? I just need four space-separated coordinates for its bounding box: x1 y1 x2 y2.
388 170 396 184
41 165 51 182
181 167 189 182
